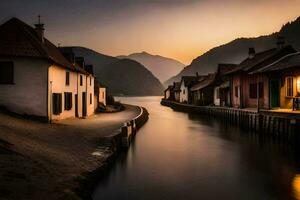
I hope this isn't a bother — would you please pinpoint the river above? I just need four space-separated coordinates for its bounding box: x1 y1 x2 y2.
93 96 300 200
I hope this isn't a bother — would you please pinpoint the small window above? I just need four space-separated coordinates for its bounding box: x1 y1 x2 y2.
66 72 70 86
80 75 83 86
0 61 14 84
64 92 72 110
235 86 239 98
286 77 293 97
90 93 92 104
52 93 62 115
216 88 220 99
183 89 185 95
90 77 92 86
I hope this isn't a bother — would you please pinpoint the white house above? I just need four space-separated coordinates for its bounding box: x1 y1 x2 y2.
99 86 107 106
179 75 200 103
0 18 95 121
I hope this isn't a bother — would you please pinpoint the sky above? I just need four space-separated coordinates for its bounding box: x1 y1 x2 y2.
0 0 300 65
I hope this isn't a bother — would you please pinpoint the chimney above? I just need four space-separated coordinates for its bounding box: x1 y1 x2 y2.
34 15 45 42
276 36 285 49
248 47 255 59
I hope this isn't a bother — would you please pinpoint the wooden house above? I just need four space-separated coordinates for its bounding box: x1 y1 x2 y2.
250 52 300 110
0 18 95 121
213 64 238 106
226 43 296 109
190 74 215 106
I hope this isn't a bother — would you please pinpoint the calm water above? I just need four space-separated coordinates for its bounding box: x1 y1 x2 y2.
93 96 300 200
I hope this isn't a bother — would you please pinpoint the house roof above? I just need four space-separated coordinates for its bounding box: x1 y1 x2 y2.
190 73 216 91
226 45 296 75
164 85 174 92
217 63 238 75
250 52 300 73
0 18 89 75
181 76 199 87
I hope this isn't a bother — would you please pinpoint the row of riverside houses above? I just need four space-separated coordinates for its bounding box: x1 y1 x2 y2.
0 17 106 121
164 37 300 111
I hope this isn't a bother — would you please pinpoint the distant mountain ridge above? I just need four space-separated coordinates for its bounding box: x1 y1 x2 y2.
165 16 300 86
118 51 185 83
61 47 164 96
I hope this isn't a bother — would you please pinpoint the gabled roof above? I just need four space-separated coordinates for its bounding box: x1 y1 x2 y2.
226 45 296 75
180 76 199 87
0 18 89 74
250 52 300 73
190 73 216 91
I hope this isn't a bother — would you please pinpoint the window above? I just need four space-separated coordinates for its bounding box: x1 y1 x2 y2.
52 93 62 115
286 77 293 97
250 82 264 99
235 86 239 98
0 61 14 84
90 77 92 86
80 75 83 86
183 89 185 94
90 93 92 104
66 72 70 86
64 92 72 110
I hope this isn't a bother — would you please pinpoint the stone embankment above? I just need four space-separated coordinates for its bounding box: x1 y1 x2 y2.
161 99 300 144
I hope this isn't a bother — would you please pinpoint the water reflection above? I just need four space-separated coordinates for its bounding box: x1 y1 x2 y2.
93 97 300 200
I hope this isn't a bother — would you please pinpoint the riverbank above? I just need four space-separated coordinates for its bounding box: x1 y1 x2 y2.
0 104 148 200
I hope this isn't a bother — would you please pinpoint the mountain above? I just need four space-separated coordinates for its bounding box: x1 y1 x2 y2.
60 47 164 96
118 51 185 83
165 16 300 86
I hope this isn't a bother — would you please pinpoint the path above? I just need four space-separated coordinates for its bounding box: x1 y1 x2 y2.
0 105 140 200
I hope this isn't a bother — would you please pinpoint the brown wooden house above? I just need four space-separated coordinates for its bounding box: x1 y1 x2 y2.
250 52 300 110
226 44 296 109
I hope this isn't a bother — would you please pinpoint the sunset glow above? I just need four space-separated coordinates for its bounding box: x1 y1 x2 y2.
1 0 300 64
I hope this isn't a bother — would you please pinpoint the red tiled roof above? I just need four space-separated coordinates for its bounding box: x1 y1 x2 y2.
0 18 89 74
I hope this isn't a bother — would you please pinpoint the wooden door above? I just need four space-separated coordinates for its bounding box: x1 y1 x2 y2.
270 79 280 108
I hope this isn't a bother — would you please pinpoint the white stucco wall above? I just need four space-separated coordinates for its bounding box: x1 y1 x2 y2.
0 57 48 117
86 75 94 116
165 90 170 99
180 81 188 103
48 66 95 120
214 87 220 106
99 87 106 106
48 65 78 120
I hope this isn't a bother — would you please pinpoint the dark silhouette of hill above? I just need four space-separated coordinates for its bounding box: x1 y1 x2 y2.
118 51 184 83
98 59 164 96
61 47 164 96
165 16 300 86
